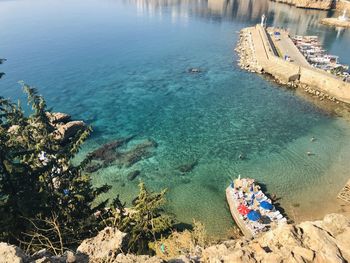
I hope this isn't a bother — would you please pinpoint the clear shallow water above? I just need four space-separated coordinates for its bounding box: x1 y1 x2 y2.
1 0 350 236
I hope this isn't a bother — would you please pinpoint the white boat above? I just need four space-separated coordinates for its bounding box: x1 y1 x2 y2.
226 177 287 238
309 56 331 64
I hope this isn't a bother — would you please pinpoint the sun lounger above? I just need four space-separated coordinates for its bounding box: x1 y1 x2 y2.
276 214 283 220
270 211 280 216
278 218 287 224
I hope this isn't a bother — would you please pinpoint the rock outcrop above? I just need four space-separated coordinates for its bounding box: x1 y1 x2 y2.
335 0 350 10
320 17 350 28
0 243 28 263
54 121 86 142
6 112 86 145
76 227 128 261
46 112 71 124
1 214 349 263
200 213 350 263
46 111 87 143
271 0 333 10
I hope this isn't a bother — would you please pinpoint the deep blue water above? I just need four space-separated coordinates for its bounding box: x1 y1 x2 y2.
1 0 350 236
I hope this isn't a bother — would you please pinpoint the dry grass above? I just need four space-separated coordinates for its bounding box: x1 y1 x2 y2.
150 220 209 260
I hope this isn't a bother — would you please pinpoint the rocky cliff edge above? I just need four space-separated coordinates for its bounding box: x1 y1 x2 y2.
1 213 349 263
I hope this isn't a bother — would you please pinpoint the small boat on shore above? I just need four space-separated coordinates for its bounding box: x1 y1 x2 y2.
226 177 287 238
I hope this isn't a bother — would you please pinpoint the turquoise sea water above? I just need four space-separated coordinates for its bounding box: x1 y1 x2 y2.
1 0 350 236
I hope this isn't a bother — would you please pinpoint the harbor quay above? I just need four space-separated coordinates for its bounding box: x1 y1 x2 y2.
236 24 350 104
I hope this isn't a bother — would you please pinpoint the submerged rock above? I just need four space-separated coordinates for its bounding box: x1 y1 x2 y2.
89 135 136 161
188 68 201 73
118 139 157 167
177 160 198 174
127 170 141 181
85 137 156 172
85 162 103 173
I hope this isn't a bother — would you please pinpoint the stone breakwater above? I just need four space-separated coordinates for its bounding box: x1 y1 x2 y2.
320 17 350 28
270 0 337 10
270 0 333 10
270 0 350 11
1 213 350 262
335 0 350 11
235 29 262 73
236 25 350 105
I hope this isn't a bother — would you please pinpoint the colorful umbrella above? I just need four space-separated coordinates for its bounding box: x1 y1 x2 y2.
247 210 261 221
260 201 273 210
237 204 250 215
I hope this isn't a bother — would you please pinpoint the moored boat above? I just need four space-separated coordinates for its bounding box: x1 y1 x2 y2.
226 177 287 238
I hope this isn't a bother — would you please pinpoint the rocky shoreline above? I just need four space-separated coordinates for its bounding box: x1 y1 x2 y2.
270 0 333 10
1 213 350 262
235 29 262 74
320 17 350 28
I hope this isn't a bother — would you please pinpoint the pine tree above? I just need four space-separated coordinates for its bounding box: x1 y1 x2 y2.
0 83 174 255
0 84 110 252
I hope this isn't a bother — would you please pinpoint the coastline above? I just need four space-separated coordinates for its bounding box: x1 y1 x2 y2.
320 17 350 28
235 25 350 225
269 0 350 11
235 25 350 117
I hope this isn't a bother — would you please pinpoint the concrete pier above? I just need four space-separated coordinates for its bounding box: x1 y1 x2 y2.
240 24 350 104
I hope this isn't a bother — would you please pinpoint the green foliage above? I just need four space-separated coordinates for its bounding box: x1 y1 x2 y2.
0 84 174 255
149 219 209 260
101 182 173 254
0 84 110 252
191 220 208 248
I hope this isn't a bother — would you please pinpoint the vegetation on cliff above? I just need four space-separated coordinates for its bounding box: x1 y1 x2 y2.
0 85 172 255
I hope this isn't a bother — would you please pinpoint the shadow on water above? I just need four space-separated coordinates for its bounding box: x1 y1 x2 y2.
256 181 287 218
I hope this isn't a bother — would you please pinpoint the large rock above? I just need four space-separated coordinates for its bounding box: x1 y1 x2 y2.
46 112 71 124
54 121 86 142
198 213 350 263
1 214 349 263
0 242 27 263
273 0 333 10
321 213 350 236
77 227 127 261
294 0 333 9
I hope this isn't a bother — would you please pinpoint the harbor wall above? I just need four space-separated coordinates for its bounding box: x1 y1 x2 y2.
335 0 350 10
270 0 333 10
250 25 350 104
255 25 301 83
300 67 350 103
